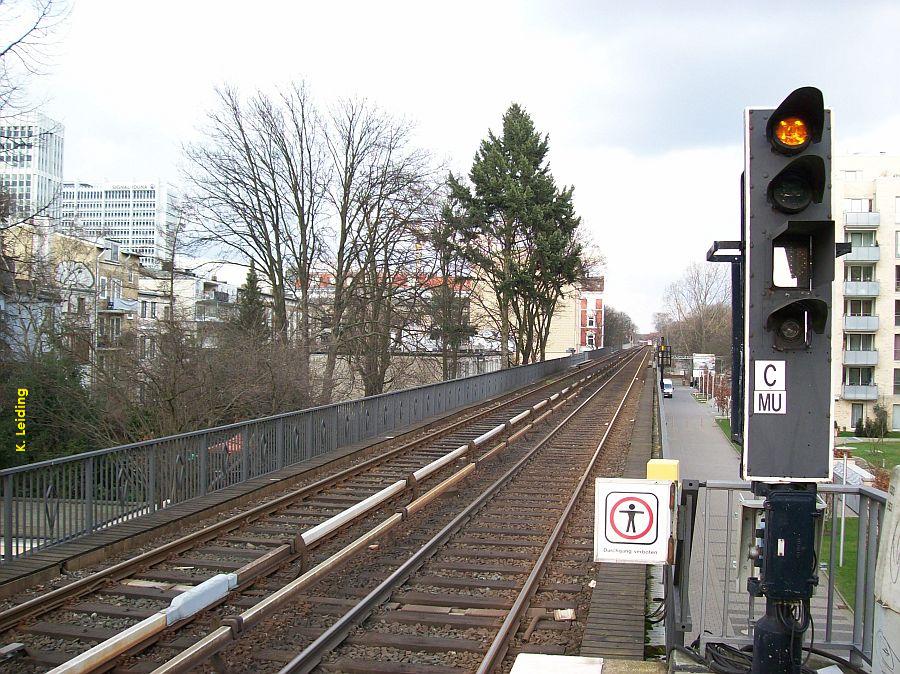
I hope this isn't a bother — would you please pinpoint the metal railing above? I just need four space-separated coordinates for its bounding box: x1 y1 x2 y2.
0 348 611 563
667 478 887 668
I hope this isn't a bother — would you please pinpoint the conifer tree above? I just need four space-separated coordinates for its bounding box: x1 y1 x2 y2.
448 103 584 365
233 262 269 338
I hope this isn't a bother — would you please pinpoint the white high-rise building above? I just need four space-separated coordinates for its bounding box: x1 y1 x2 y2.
831 154 900 431
61 181 180 268
0 113 65 222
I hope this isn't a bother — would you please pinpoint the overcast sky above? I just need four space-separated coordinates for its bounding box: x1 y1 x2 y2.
30 0 900 331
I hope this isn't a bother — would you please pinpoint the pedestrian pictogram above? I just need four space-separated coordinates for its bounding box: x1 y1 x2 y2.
594 478 675 565
608 494 656 542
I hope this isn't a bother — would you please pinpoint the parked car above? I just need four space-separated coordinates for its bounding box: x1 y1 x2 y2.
662 378 674 398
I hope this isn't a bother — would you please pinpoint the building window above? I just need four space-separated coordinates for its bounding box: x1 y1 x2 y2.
163 305 171 320
851 403 864 426
150 302 157 318
896 334 900 360
844 198 873 213
846 333 875 351
587 312 596 328
895 369 900 395
848 231 876 248
847 299 874 316
846 265 874 282
76 297 86 315
587 332 596 348
845 367 874 385
897 231 900 258
141 301 147 318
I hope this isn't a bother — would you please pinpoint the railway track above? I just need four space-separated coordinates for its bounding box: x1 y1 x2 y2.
0 350 639 673
126 347 648 674
267 346 649 674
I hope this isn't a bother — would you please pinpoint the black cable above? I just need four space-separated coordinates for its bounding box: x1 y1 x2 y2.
802 600 814 668
704 643 752 674
805 645 867 674
672 645 709 666
647 610 667 624
672 638 868 674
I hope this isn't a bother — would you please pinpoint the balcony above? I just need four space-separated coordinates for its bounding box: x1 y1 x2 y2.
98 297 139 313
842 384 878 401
200 290 231 303
844 315 879 331
843 281 879 297
844 212 880 228
843 350 878 366
842 245 880 262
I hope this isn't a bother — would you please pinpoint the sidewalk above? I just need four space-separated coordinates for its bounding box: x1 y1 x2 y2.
661 382 854 647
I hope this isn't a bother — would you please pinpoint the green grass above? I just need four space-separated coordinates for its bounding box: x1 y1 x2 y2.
714 417 742 452
838 441 900 471
839 429 900 438
819 516 859 610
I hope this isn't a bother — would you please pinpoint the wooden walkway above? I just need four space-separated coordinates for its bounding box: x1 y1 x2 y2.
580 373 654 660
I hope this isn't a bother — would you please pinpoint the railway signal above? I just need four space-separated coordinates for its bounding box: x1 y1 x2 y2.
657 339 671 389
710 86 843 674
745 87 839 674
743 85 834 482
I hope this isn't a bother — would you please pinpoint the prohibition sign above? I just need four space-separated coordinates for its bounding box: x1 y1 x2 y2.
608 495 654 540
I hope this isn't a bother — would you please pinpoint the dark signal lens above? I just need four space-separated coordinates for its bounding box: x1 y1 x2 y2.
770 172 812 213
778 318 802 342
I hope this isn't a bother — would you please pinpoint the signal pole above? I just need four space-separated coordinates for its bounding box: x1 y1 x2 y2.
709 87 846 673
658 337 671 388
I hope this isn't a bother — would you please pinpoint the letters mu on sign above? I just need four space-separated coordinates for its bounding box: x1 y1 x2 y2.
754 360 786 415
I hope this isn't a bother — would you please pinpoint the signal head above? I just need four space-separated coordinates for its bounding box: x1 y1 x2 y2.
765 87 824 156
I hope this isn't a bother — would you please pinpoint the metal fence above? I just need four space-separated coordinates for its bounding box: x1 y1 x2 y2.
667 477 887 668
1 348 611 563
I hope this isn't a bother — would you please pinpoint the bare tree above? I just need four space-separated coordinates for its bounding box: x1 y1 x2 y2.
604 306 637 349
269 83 327 398
317 99 431 401
0 0 70 231
183 87 292 342
345 169 438 396
659 262 730 355
0 0 69 119
183 85 330 402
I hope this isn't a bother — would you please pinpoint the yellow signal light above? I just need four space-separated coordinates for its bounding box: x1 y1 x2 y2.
774 117 809 148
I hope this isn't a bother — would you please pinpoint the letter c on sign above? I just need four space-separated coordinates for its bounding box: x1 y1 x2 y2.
764 364 776 388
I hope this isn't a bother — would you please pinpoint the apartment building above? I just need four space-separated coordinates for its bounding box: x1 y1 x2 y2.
61 180 180 268
831 154 900 430
540 275 605 360
1 222 141 369
138 269 237 349
0 113 65 223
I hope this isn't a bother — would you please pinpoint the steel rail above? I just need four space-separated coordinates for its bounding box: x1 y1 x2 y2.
141 355 632 674
477 350 648 672
273 348 647 674
0 353 622 636
37 353 631 674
